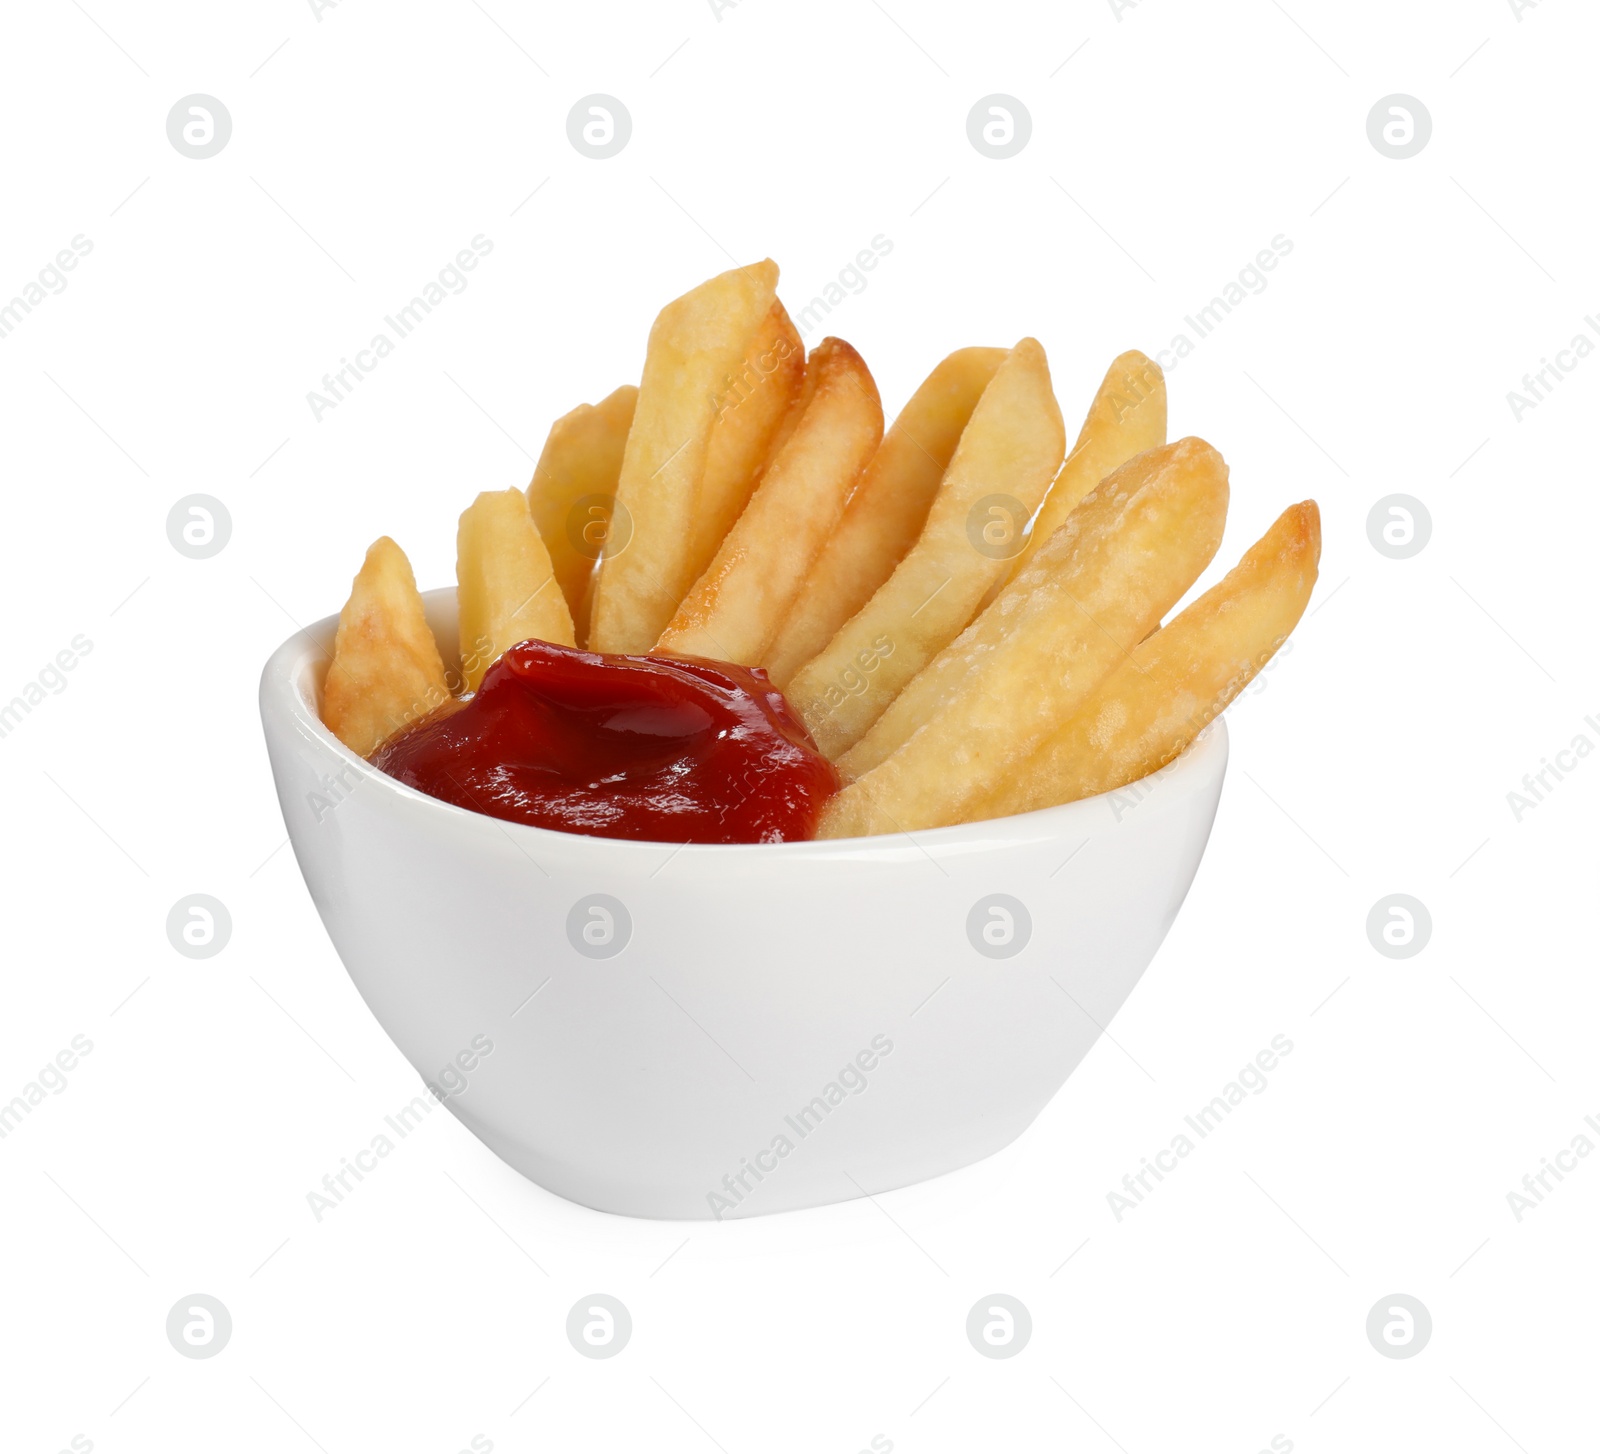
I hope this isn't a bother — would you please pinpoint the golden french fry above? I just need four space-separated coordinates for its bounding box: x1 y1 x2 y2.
1001 350 1166 590
764 346 1008 687
786 338 1065 757
526 384 637 646
686 300 805 589
818 437 1230 837
322 537 450 758
588 260 780 654
838 434 1230 782
761 351 819 466
655 337 883 664
978 501 1320 819
456 489 575 691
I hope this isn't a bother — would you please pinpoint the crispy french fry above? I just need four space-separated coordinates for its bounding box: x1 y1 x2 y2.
588 260 780 654
1000 350 1166 589
525 384 637 645
457 489 575 691
977 502 1320 819
786 339 1065 757
764 346 1008 687
686 300 805 588
837 435 1230 782
322 537 450 758
655 337 883 664
817 437 1230 837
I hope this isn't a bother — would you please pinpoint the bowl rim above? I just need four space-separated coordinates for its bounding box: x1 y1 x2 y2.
260 588 1228 860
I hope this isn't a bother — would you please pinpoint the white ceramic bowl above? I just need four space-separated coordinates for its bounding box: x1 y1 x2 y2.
260 589 1228 1220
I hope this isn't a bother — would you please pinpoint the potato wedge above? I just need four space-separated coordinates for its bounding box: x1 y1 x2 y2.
786 339 1065 757
655 337 883 664
978 502 1320 819
686 300 805 589
525 384 637 645
818 437 1229 837
999 350 1166 589
322 537 450 758
588 260 780 653
457 488 575 691
764 346 1007 687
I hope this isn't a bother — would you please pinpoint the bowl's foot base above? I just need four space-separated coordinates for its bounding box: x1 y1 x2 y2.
459 1114 1038 1221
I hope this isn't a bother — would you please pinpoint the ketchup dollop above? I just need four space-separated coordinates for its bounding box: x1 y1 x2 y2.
371 639 839 844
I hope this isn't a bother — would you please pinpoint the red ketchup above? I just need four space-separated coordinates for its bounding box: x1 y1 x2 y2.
371 639 839 844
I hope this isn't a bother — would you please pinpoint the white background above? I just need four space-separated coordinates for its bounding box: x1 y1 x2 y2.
2 1 1596 1450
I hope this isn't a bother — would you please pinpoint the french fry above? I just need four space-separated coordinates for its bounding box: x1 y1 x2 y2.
456 489 575 691
655 337 883 664
764 346 1008 687
817 437 1229 837
525 384 637 645
686 300 805 589
588 260 780 654
977 502 1320 819
838 435 1230 781
322 537 450 758
999 350 1166 589
786 339 1065 758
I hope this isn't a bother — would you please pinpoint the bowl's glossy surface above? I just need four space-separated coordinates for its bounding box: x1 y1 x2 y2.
260 590 1228 1219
